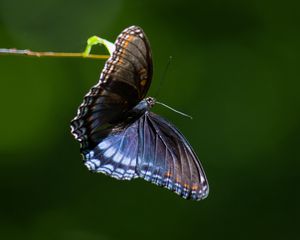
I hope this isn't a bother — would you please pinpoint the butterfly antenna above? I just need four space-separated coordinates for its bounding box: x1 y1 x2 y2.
156 101 193 119
154 56 173 98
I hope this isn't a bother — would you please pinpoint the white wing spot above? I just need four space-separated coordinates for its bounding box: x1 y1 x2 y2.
103 164 114 171
90 159 101 166
85 162 94 170
116 168 125 174
104 147 117 158
99 140 110 150
113 151 123 162
200 175 205 183
126 169 135 174
122 156 131 166
86 151 94 159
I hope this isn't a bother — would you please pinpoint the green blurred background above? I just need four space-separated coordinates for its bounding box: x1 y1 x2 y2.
0 0 299 239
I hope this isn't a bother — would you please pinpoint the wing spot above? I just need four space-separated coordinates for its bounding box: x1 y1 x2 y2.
113 151 123 162
98 140 111 150
200 174 205 183
115 168 125 174
122 35 133 48
90 159 101 166
103 164 114 171
139 68 148 81
104 147 117 158
122 156 131 166
140 79 146 86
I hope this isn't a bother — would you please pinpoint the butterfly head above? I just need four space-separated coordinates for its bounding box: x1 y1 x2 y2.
145 96 156 108
125 97 156 120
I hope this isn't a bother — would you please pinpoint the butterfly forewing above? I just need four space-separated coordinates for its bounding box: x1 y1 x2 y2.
71 26 152 151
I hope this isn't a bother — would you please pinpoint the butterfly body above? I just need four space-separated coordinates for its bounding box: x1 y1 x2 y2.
71 26 209 200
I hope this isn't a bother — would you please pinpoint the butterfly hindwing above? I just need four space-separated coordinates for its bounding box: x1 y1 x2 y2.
82 109 209 200
84 120 139 180
137 112 209 200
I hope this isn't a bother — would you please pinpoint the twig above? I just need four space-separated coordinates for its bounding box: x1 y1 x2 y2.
0 48 109 60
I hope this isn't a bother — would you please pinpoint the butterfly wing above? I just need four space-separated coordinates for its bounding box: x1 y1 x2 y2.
83 109 209 199
137 112 209 200
71 26 152 151
84 120 139 180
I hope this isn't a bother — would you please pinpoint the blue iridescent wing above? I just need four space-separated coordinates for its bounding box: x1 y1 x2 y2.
84 120 139 180
71 26 152 151
137 112 209 201
83 110 209 199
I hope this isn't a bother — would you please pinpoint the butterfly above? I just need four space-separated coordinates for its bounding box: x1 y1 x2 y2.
70 26 209 200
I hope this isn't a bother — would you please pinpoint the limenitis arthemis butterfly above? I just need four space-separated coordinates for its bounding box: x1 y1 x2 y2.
70 26 209 200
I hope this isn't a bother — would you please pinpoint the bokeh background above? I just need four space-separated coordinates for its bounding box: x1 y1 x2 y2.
0 0 299 239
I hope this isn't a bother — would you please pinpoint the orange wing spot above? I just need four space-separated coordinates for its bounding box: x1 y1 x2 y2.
117 36 134 64
123 35 133 48
183 183 189 189
165 171 172 178
140 79 147 86
139 68 148 81
117 48 124 64
191 185 199 191
117 58 123 64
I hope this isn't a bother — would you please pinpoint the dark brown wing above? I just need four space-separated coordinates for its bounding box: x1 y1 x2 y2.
71 26 153 151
